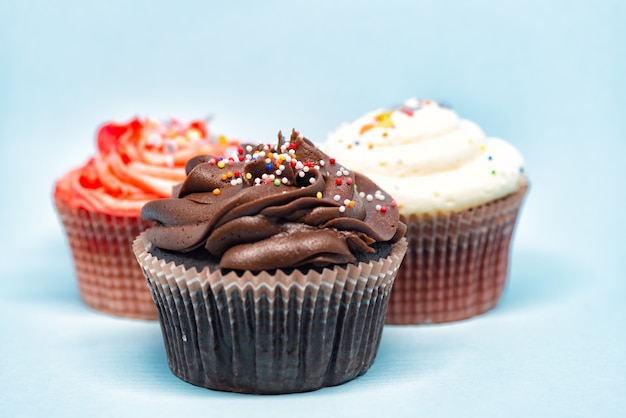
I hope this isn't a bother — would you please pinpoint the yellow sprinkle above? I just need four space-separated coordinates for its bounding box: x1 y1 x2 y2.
245 172 252 180
379 161 387 167
316 192 322 199
480 144 486 152
217 161 226 169
212 188 221 195
368 143 374 150
382 132 388 138
218 135 228 145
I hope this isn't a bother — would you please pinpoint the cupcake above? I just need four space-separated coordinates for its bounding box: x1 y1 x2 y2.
54 117 238 319
324 99 528 324
132 130 407 393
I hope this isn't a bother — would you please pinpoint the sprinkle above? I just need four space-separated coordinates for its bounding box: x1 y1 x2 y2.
491 170 496 175
303 166 310 173
289 142 297 149
488 156 493 161
333 194 341 202
343 199 351 205
339 206 346 213
221 174 228 181
347 144 352 149
329 158 336 165
282 177 289 184
299 171 306 178
366 194 374 202
390 200 397 207
246 145 253 152
480 145 486 152
368 143 374 149
519 167 525 173
375 204 382 211
254 178 261 185
346 178 353 185
319 160 325 166
237 147 244 155
217 161 226 169
233 171 241 178
276 169 282 176
212 188 221 195
238 156 245 162
245 172 252 180
266 163 273 170
316 192 322 199
209 158 216 165
336 170 343 177
226 172 233 179
359 192 365 198
230 179 238 186
336 178 342 185
380 206 387 213
309 177 315 184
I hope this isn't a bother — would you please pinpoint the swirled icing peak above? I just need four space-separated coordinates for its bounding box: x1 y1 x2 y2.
324 98 527 213
142 130 406 271
54 117 239 215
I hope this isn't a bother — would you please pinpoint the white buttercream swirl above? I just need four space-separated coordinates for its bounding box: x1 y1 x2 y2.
324 99 527 214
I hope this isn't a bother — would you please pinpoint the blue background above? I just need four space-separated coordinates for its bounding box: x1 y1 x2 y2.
1 0 625 416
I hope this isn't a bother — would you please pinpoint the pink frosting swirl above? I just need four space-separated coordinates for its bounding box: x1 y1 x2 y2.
54 117 238 215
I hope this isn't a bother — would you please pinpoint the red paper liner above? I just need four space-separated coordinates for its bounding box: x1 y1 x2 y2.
133 233 407 394
54 195 156 319
386 184 528 324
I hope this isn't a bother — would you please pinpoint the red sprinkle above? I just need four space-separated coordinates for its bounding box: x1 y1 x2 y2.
227 160 234 166
237 147 244 155
346 178 353 185
336 178 342 186
209 158 216 165
390 200 397 207
380 206 387 213
329 158 336 165
289 142 297 149
233 171 241 178
291 161 297 168
238 155 245 162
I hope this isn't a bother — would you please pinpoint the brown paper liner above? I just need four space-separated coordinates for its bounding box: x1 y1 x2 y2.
386 184 528 325
133 233 407 394
54 195 157 319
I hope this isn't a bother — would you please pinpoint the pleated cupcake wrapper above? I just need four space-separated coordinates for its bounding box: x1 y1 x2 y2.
54 196 157 319
386 184 528 325
133 233 407 394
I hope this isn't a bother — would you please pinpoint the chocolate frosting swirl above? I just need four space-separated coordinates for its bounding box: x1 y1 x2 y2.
142 130 406 271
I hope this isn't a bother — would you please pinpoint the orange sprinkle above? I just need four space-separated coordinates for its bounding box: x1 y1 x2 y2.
221 174 228 181
368 143 374 150
212 188 221 195
348 201 355 208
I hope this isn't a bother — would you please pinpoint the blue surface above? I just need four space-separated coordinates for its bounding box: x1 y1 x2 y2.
1 0 625 416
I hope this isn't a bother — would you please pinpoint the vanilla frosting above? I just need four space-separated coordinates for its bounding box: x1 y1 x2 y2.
324 99 527 214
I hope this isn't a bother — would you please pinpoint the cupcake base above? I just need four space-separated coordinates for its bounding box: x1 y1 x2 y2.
133 234 407 394
55 196 157 319
386 185 528 324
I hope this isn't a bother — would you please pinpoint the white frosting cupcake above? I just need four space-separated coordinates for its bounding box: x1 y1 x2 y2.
324 99 527 214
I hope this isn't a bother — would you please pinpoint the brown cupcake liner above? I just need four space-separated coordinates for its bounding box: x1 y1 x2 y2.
386 184 528 325
133 233 407 394
54 195 156 319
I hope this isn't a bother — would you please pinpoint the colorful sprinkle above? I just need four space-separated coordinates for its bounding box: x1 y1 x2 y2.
217 161 226 169
316 191 322 199
245 172 252 180
329 158 336 165
346 178 353 185
380 206 387 213
212 188 221 195
335 178 343 186
491 170 496 175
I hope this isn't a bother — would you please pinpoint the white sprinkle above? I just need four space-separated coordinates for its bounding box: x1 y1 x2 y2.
343 199 350 205
336 170 343 177
246 145 253 152
276 169 282 176
258 151 266 158
303 166 309 173
279 164 285 171
309 177 315 184
376 193 385 201
289 149 296 155
342 169 350 176
230 179 238 186
333 194 341 202
375 204 382 211
299 171 306 178
269 174 275 180
265 158 272 164
339 206 346 213
366 194 374 202
319 160 325 166
359 192 365 198
295 162 304 170
262 173 268 180
282 177 289 184
237 178 243 185
255 178 261 185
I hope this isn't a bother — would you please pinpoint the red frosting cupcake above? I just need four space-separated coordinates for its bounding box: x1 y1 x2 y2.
54 117 238 319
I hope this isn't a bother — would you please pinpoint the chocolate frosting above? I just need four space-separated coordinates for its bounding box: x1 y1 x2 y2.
142 130 406 271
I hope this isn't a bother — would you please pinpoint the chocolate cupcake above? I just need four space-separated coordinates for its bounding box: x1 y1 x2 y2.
133 130 407 393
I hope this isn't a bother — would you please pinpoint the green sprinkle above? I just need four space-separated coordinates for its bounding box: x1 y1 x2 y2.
491 170 496 176
274 179 281 186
